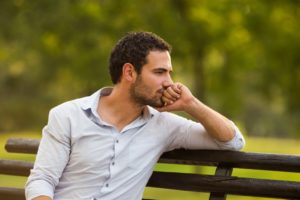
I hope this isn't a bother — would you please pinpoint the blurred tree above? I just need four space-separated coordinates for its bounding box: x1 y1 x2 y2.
0 0 299 138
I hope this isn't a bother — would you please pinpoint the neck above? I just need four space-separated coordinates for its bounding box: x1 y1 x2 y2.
97 84 144 132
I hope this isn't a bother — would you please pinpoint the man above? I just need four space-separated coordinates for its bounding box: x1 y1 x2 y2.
26 31 245 200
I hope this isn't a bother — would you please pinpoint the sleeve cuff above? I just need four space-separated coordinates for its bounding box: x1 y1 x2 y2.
214 122 246 151
25 179 54 200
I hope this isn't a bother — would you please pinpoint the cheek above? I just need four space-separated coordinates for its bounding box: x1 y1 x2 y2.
150 80 162 91
148 75 163 86
140 74 163 92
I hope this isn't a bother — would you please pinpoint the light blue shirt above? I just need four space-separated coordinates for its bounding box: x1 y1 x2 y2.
25 88 245 200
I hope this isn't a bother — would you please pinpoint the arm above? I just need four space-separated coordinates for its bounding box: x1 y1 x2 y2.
183 96 235 142
25 108 71 200
158 83 239 143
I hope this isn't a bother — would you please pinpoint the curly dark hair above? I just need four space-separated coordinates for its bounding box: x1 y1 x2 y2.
109 31 171 84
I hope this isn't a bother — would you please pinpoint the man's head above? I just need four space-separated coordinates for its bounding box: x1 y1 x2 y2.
109 31 171 84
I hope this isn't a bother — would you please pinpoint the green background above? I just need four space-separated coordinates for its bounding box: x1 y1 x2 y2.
1 0 300 199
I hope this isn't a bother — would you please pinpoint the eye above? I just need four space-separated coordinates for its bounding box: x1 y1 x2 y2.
153 69 167 75
155 71 164 74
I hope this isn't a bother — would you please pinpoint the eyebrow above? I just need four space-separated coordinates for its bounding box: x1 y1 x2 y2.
153 67 173 73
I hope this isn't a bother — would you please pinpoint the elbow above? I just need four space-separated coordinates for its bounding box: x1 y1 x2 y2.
231 129 246 151
219 127 246 151
233 136 246 151
230 122 246 151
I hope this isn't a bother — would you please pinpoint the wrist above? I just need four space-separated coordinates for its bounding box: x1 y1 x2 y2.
184 97 205 115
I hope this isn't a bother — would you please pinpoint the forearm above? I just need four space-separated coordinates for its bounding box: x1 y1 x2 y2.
185 97 235 142
160 83 237 142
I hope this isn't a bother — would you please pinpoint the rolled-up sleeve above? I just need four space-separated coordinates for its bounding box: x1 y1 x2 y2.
213 122 245 151
25 107 71 200
25 179 54 200
165 112 245 151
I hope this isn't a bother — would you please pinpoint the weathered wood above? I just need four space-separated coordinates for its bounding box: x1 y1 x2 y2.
0 187 25 200
0 159 33 176
147 171 300 199
0 187 152 200
209 165 233 200
160 149 300 172
3 138 300 199
6 138 300 172
5 138 39 154
2 170 300 199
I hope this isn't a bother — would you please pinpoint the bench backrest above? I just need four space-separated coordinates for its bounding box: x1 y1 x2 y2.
1 138 300 199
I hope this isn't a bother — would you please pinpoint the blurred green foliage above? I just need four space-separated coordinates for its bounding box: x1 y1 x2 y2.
0 0 300 137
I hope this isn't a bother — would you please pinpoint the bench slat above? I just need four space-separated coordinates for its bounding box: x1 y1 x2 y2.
147 171 300 199
161 149 300 172
5 138 300 172
0 160 33 176
0 187 25 200
2 172 299 199
5 138 39 154
2 158 300 199
0 187 154 200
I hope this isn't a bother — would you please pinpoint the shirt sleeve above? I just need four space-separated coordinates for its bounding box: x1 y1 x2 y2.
164 112 245 151
25 106 71 200
212 121 245 151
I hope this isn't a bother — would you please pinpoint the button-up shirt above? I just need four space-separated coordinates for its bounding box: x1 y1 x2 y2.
25 88 245 200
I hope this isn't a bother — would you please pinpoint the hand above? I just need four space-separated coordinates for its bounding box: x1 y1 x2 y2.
157 83 194 112
32 196 52 200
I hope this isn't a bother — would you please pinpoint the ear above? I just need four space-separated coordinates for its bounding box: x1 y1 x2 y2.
122 63 137 82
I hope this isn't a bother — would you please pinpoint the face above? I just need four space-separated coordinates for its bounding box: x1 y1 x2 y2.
130 50 173 107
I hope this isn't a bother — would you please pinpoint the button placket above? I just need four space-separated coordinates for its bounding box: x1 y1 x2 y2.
103 137 117 192
111 138 119 167
113 137 120 156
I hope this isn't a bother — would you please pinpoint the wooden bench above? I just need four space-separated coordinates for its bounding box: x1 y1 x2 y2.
1 138 300 200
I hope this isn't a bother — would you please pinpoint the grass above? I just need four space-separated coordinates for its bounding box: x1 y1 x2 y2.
1 132 300 199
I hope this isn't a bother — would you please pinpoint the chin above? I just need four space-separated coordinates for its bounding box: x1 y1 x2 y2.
152 99 164 108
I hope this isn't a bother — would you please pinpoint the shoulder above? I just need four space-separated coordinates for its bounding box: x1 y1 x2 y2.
49 96 88 118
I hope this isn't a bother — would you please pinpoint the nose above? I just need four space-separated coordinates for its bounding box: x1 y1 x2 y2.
162 74 173 88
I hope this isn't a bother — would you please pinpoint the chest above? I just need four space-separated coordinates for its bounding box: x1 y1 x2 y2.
67 125 168 172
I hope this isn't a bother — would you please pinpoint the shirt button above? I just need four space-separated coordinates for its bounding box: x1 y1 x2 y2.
106 183 109 187
112 162 115 166
116 140 119 143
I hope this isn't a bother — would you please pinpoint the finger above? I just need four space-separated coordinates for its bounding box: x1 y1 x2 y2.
163 89 177 101
172 84 182 94
162 96 174 105
165 86 180 99
176 83 183 90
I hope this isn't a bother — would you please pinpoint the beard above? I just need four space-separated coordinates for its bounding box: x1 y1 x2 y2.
130 76 164 108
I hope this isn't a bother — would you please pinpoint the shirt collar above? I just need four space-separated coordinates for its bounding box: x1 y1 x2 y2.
80 87 158 121
80 87 112 111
